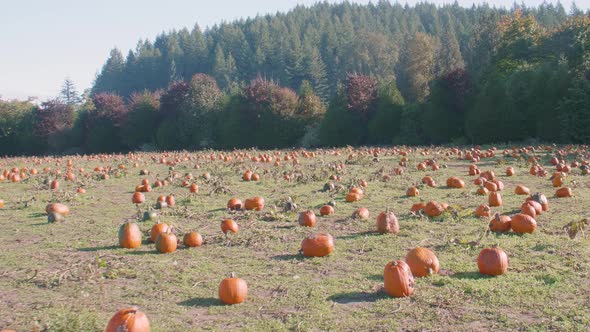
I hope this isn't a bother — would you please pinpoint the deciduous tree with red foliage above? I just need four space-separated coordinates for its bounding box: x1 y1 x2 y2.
33 99 75 151
345 73 378 120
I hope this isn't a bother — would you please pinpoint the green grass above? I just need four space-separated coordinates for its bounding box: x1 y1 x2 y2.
0 147 589 331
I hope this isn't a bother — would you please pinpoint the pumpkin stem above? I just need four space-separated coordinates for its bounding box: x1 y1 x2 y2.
230 272 236 278
391 260 398 266
427 267 433 275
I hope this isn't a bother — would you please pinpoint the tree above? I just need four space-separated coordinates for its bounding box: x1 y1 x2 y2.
59 78 82 105
122 91 160 149
399 32 440 102
93 48 125 94
85 93 129 152
33 99 76 151
558 78 590 143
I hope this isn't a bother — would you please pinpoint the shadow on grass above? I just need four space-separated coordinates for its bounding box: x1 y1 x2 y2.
28 212 46 218
367 274 382 281
78 245 120 252
178 297 223 307
271 253 305 261
337 231 380 240
31 222 48 226
125 250 160 255
450 272 492 280
328 291 388 304
207 208 227 213
273 225 296 230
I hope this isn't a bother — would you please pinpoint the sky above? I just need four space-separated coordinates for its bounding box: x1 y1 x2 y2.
0 0 587 101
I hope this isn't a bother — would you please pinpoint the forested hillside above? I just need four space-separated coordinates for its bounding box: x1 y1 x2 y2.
1 2 589 155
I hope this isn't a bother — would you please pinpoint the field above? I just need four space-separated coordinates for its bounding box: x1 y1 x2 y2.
0 146 589 331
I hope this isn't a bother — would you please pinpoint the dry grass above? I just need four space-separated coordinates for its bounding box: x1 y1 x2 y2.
0 146 588 331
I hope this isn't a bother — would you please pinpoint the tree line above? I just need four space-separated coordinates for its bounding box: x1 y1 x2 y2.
1 2 589 155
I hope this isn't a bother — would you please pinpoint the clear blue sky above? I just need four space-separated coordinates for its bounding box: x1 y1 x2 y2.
0 0 586 101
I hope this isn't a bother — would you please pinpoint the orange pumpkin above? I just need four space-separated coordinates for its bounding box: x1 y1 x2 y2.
301 233 334 257
244 196 265 211
488 192 502 207
383 260 414 298
183 231 203 247
352 207 370 220
424 201 444 217
150 222 169 242
405 247 439 277
555 187 572 197
218 272 248 305
319 205 335 216
298 210 317 227
489 213 511 232
221 219 239 234
514 185 530 195
478 247 508 276
118 222 142 249
511 214 537 234
227 198 243 210
155 231 177 253
475 204 492 218
376 209 399 234
105 307 150 332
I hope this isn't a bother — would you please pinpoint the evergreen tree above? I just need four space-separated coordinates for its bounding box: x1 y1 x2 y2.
59 78 82 106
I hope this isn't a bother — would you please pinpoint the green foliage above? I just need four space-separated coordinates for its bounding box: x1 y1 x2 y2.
367 82 405 145
394 103 425 145
122 91 160 149
558 78 590 143
319 92 364 147
0 99 40 155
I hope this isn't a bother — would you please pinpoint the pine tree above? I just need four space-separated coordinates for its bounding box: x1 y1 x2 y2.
59 78 81 105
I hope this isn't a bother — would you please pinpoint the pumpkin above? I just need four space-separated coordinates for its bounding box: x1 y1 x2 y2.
132 192 145 204
319 205 335 216
510 214 537 234
410 202 426 213
118 222 142 249
183 231 203 247
376 209 399 234
221 219 239 234
506 167 515 176
150 222 169 242
488 192 502 207
218 272 248 305
189 183 198 193
244 196 265 211
405 247 439 277
476 187 489 196
525 200 542 215
242 170 252 181
165 195 175 207
383 260 415 298
478 247 508 276
227 198 243 210
0 199 4 208
555 187 572 197
474 204 492 218
484 181 498 192
155 230 177 253
514 185 530 195
530 193 549 211
424 201 444 217
406 186 419 197
489 213 511 232
50 180 59 190
301 233 334 257
520 203 537 217
45 203 70 216
552 175 564 187
105 307 150 332
352 207 370 220
345 192 362 202
298 210 317 227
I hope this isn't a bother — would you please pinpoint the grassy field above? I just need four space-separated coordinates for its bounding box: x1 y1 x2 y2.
0 146 589 331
